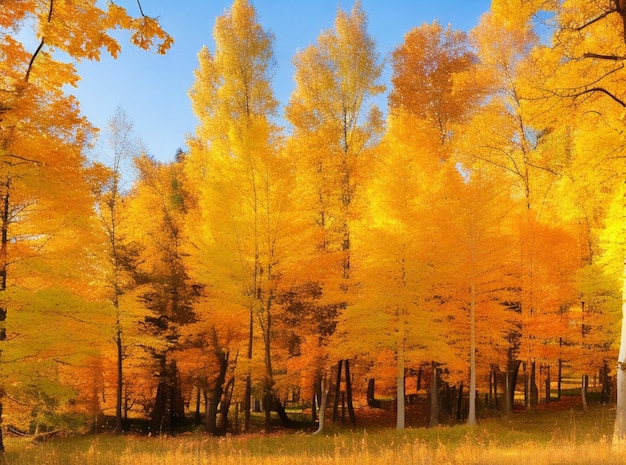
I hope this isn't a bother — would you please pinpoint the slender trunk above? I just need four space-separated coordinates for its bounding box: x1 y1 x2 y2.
115 328 123 434
244 308 253 432
396 351 405 430
195 387 202 426
457 383 464 422
582 374 588 412
614 236 626 445
312 379 320 423
218 377 235 435
367 378 378 408
0 184 9 453
558 359 562 401
505 370 512 415
263 301 274 433
333 360 342 423
493 367 499 410
313 374 329 435
429 361 439 427
206 356 227 435
344 359 356 427
468 278 477 425
529 361 538 407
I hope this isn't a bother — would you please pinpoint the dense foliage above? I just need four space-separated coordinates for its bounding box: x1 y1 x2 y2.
3 0 626 448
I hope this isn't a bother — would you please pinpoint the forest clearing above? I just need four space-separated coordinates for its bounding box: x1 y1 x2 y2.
2 399 622 465
5 0 626 457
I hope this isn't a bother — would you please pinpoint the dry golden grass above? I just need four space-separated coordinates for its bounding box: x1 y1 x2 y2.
2 402 621 464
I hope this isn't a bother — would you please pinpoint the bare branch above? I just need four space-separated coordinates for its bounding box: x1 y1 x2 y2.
572 87 626 107
24 38 44 83
583 52 626 61
576 10 613 31
25 0 54 83
136 0 146 17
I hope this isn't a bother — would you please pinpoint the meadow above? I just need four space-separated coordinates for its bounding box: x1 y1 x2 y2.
2 400 624 465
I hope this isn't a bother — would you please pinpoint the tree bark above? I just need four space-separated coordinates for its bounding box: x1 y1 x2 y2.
243 308 253 432
429 361 439 427
468 276 477 425
367 378 377 408
115 329 123 433
0 184 9 452
333 360 342 423
206 356 227 435
615 245 626 445
457 383 465 422
529 361 539 407
313 374 329 435
150 382 168 436
344 359 356 427
397 359 405 430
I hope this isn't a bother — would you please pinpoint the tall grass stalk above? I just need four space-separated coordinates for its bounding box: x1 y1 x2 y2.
1 404 621 464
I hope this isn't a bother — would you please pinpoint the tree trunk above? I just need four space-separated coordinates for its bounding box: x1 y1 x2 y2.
558 359 562 401
529 360 539 408
272 396 292 428
493 366 499 410
244 308 253 432
218 377 235 434
151 382 168 436
115 329 123 434
0 185 9 452
612 223 626 445
506 359 521 415
429 361 439 427
206 360 227 435
457 383 465 422
367 378 377 408
313 374 329 435
468 276 477 425
195 387 202 426
344 359 356 427
333 360 342 423
397 360 405 430
582 374 588 411
312 378 321 422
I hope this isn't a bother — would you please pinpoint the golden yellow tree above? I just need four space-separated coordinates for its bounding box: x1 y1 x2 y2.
488 0 626 439
0 0 171 447
285 0 384 431
185 0 294 433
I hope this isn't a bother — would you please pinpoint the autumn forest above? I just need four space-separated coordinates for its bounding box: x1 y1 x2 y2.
3 0 626 453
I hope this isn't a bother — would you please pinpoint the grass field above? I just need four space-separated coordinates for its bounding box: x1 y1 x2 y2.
1 401 623 464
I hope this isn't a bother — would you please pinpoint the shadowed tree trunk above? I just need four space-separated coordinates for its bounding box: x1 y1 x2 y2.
345 359 356 427
333 360 343 423
429 361 439 427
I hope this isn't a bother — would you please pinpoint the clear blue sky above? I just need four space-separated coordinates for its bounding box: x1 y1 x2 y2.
72 0 492 163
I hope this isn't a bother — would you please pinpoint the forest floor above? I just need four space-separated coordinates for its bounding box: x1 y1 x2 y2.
2 394 621 464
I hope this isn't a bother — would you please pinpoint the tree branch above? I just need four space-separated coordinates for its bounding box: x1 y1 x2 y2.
571 87 626 107
136 0 146 17
24 38 44 83
25 0 54 83
571 7 614 31
583 52 626 61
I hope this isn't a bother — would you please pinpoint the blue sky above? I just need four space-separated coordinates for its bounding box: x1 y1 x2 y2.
71 0 492 162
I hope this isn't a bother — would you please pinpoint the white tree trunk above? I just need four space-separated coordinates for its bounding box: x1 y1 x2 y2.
613 193 626 447
613 254 626 445
396 346 405 430
313 374 329 435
